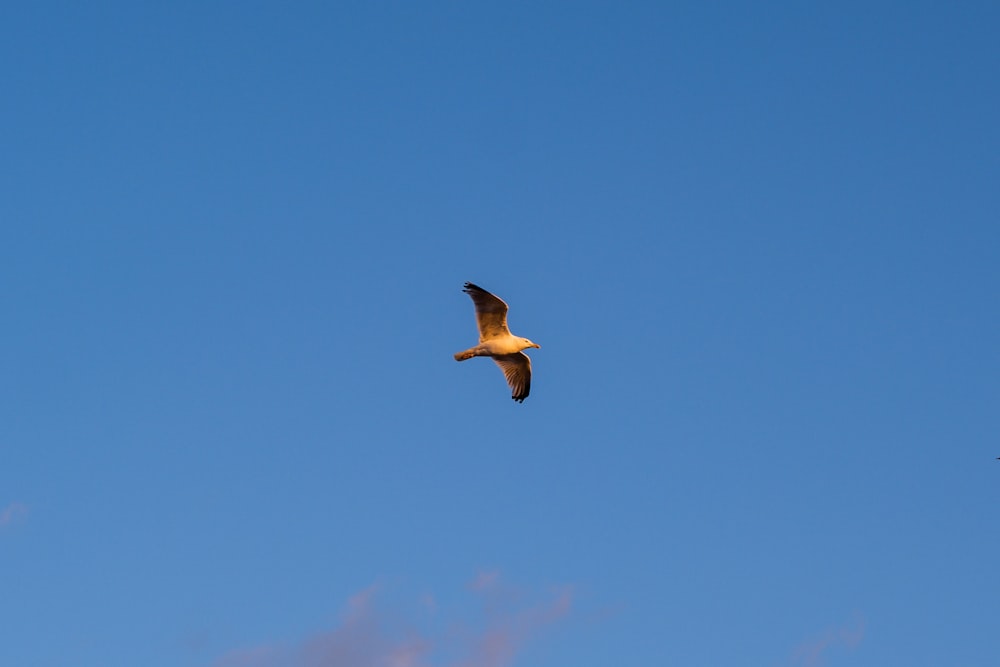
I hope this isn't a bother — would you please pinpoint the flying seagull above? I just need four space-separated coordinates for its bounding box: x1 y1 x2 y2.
454 282 541 402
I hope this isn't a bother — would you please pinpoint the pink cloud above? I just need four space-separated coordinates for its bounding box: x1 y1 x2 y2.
211 575 573 667
789 613 865 667
455 583 572 667
467 570 500 591
0 502 27 527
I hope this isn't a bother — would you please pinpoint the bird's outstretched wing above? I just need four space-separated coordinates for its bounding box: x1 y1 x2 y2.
463 282 510 342
493 352 532 402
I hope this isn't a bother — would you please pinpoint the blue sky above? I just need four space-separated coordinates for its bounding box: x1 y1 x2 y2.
2 2 998 666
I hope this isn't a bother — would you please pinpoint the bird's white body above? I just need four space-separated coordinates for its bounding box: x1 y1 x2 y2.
456 335 538 359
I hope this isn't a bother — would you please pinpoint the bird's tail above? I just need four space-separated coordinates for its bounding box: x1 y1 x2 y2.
454 348 476 361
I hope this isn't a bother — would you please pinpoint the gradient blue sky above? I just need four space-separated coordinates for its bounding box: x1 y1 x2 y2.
2 2 998 666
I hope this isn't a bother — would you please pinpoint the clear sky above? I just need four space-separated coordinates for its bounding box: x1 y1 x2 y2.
2 2 998 666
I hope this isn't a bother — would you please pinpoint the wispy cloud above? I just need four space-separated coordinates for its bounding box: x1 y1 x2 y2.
0 501 28 528
453 581 572 667
211 574 572 667
467 570 501 592
788 613 865 667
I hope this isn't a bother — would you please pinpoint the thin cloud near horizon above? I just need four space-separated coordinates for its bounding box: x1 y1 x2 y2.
0 502 27 528
210 573 574 667
788 613 865 667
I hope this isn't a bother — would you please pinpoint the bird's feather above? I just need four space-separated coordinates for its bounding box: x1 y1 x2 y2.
493 352 532 402
463 282 510 342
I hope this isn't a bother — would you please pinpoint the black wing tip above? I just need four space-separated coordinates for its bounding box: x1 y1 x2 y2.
463 281 485 293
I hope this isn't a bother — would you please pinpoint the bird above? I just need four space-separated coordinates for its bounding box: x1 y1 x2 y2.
454 282 541 402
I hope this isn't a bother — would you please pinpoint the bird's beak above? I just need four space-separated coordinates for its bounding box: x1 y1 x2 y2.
533 343 541 349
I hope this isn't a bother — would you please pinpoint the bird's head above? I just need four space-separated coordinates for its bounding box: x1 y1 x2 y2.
520 337 541 350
